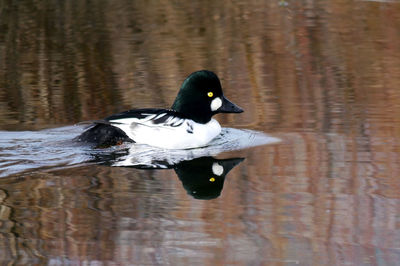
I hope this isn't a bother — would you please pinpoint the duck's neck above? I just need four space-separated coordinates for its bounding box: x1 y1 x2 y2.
171 101 212 124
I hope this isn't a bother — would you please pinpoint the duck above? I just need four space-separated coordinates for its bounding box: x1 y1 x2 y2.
76 70 243 149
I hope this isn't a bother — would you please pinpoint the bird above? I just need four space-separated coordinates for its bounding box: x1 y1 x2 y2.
76 70 243 149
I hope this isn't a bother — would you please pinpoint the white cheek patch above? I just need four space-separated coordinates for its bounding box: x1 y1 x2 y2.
211 97 222 111
212 163 224 176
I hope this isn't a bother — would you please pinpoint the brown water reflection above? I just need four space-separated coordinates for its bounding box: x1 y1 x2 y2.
1 0 400 265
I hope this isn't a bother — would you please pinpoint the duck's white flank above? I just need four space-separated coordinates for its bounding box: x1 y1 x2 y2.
110 117 222 149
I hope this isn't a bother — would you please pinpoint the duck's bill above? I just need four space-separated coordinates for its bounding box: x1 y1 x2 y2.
218 157 245 174
219 96 244 113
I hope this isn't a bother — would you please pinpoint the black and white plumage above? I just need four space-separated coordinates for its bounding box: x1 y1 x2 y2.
76 70 243 149
106 108 221 149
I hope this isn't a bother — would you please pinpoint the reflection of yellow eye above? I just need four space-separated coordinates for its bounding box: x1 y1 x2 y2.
207 92 213 97
209 177 215 182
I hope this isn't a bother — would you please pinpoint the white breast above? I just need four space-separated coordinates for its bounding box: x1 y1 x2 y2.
110 117 222 149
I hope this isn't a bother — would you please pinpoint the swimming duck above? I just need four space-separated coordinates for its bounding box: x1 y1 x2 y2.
77 70 243 149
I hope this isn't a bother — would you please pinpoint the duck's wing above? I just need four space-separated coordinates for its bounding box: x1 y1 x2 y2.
106 108 188 128
76 109 190 148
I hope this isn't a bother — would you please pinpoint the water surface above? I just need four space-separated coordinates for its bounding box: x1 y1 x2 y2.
0 0 400 265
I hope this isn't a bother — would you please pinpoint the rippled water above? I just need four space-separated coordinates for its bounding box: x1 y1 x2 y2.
1 0 400 265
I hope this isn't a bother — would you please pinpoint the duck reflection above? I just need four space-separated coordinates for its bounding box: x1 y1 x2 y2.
174 156 243 200
78 126 279 199
87 126 277 199
126 156 244 200
96 151 244 200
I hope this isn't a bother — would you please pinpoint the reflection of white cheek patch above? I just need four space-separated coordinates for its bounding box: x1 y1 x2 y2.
212 163 224 176
211 97 222 111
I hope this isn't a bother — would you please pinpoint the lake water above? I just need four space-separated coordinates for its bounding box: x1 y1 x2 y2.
0 1 399 265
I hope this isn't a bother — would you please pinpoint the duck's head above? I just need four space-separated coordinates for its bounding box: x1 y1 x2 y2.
171 70 243 123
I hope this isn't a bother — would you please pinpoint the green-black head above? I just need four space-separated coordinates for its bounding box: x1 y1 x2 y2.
171 70 243 124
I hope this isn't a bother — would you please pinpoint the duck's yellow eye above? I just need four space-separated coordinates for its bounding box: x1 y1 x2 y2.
207 92 213 97
209 177 215 182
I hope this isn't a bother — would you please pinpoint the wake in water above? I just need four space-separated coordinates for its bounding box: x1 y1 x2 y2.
109 128 280 168
0 126 89 177
0 126 280 178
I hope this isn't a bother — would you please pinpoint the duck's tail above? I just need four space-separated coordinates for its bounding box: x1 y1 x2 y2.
75 122 134 148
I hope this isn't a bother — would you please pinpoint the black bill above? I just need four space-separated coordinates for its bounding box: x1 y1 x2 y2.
218 96 244 113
